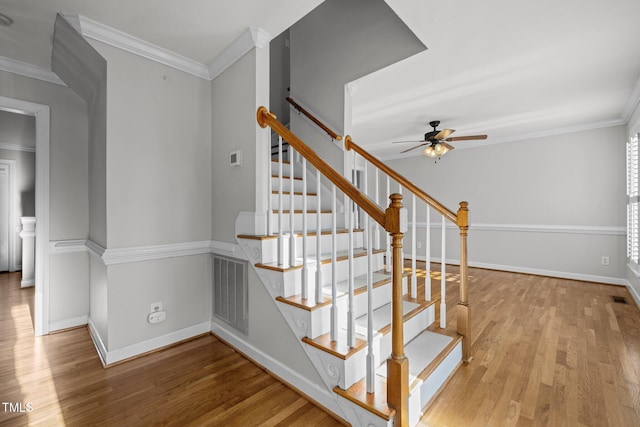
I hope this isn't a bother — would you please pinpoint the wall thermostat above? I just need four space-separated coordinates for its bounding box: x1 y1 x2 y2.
230 149 242 167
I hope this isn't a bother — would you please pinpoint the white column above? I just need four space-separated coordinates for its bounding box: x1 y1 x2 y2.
19 217 36 288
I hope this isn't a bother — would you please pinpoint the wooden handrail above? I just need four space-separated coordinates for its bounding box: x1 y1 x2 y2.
286 97 343 142
258 107 384 228
345 135 457 225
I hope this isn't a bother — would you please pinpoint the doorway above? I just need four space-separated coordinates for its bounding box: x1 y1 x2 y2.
0 163 9 271
0 96 50 336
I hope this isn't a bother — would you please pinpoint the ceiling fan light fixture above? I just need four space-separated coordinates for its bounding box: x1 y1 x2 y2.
424 145 437 158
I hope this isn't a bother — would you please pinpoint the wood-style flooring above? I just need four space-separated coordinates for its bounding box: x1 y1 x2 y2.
416 262 640 427
0 272 341 426
2 264 640 426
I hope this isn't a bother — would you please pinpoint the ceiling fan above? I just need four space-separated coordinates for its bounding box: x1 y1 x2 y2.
393 120 488 158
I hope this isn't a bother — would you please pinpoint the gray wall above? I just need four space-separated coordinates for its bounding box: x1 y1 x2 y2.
269 29 290 126
86 40 213 353
0 69 90 328
0 109 36 267
384 125 627 282
210 45 326 390
290 0 426 172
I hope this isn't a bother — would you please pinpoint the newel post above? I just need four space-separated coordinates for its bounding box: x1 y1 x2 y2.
385 193 409 427
457 201 472 363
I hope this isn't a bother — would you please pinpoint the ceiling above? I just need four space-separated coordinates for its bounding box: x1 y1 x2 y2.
0 0 639 159
355 0 640 159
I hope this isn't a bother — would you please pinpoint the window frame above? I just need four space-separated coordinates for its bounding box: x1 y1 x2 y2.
627 132 640 274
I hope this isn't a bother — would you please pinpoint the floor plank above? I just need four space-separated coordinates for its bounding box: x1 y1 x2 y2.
414 262 640 427
0 272 342 426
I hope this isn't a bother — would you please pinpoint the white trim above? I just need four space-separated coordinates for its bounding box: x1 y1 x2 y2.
0 97 50 337
622 75 640 124
418 255 629 287
70 15 271 82
0 159 17 272
0 142 36 153
49 315 88 332
87 317 108 366
101 240 212 265
410 221 625 236
50 239 88 254
84 239 242 264
103 321 210 366
75 15 210 80
625 278 640 307
210 240 246 260
210 321 344 421
208 27 271 81
0 55 65 86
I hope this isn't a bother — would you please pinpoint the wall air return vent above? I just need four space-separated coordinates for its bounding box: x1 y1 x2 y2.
213 255 248 334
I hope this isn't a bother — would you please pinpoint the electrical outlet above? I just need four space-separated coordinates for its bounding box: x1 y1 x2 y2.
148 311 166 324
601 256 610 266
150 301 163 313
417 242 422 249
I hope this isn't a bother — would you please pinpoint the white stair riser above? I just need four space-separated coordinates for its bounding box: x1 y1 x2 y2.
271 176 305 193
419 340 463 409
271 212 338 233
293 231 365 258
377 306 434 365
271 161 298 179
271 193 320 211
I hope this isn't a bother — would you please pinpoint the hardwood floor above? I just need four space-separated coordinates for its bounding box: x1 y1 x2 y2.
2 266 639 426
417 262 640 427
0 272 342 427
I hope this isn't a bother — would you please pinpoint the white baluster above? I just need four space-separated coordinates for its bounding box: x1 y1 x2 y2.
366 219 375 393
425 205 431 301
411 194 417 299
440 215 446 329
315 169 323 303
267 148 273 236
289 148 296 267
385 176 391 273
301 158 308 300
278 136 289 268
363 161 368 249
373 168 381 250
347 196 355 348
330 184 338 341
347 150 356 348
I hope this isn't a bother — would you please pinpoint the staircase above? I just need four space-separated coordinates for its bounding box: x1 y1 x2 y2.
235 107 472 426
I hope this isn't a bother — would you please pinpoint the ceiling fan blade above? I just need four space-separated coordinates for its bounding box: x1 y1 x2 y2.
444 135 487 142
400 142 429 153
441 142 455 151
434 128 455 140
392 140 424 144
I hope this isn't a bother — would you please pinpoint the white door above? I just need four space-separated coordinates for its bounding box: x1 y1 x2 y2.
0 164 9 272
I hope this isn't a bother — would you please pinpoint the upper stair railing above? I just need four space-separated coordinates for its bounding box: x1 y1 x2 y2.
286 97 343 142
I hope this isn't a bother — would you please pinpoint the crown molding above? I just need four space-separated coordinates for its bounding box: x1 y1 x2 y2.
74 15 211 80
622 75 640 124
70 15 270 82
208 27 271 80
0 55 65 86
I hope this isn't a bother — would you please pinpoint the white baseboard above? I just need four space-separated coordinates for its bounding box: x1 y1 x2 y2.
20 279 34 288
210 320 345 422
87 317 108 366
87 318 210 366
411 255 628 286
50 315 87 332
625 279 640 307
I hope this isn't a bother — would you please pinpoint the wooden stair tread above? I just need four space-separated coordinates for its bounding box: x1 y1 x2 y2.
271 190 318 196
237 228 365 241
302 332 367 360
271 174 302 181
254 247 385 272
275 294 332 311
272 209 332 214
333 375 395 421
